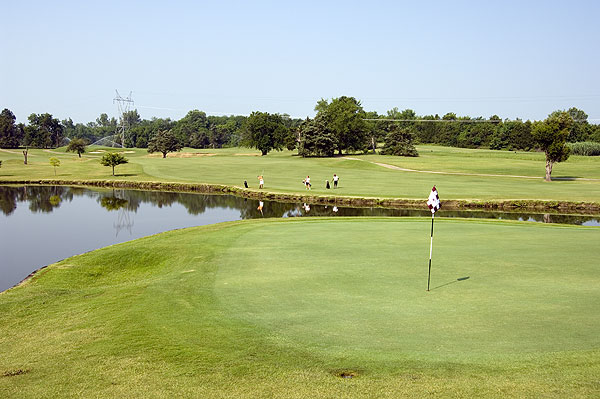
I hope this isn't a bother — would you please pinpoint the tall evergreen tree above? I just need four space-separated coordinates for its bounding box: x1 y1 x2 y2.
299 115 335 157
381 126 418 157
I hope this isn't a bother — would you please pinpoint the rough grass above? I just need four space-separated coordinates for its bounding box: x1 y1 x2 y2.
1 218 598 398
0 145 599 204
568 141 600 156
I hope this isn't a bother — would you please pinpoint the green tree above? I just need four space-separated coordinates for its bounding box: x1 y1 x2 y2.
122 110 141 128
591 124 600 143
209 119 239 148
314 98 329 113
24 113 64 148
566 107 590 142
457 118 496 148
100 152 129 176
285 126 301 151
172 110 209 148
62 119 101 144
364 111 386 153
435 112 462 147
118 110 141 146
507 119 534 150
386 108 417 132
207 115 247 146
66 138 88 157
242 111 288 156
129 118 175 148
414 114 441 143
532 111 573 181
49 157 60 176
318 96 369 155
380 126 418 157
299 115 335 157
147 130 182 158
0 108 23 148
96 113 117 128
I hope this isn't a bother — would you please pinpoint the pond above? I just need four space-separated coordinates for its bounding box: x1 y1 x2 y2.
1 185 598 292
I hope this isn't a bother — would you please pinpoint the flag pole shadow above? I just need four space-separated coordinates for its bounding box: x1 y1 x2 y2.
430 276 470 291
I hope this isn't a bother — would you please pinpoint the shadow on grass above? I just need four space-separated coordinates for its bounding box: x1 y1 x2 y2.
431 276 470 291
114 174 137 177
552 176 581 181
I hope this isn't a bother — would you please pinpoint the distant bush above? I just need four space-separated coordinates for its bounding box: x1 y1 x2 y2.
567 141 600 156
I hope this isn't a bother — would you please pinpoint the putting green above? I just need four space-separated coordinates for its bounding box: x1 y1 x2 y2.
1 217 599 398
215 218 599 364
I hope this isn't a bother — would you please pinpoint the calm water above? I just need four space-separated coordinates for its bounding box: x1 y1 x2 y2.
1 185 598 292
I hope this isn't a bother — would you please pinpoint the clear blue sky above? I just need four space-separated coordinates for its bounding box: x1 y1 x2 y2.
2 0 599 123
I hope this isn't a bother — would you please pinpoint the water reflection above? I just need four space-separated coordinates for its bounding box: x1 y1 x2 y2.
100 196 129 211
0 185 78 215
0 185 599 227
98 195 134 236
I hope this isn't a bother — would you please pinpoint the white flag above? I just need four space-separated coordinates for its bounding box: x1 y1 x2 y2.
427 186 441 214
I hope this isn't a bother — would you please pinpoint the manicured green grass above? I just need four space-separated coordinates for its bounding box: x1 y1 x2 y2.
362 146 600 178
0 145 599 203
1 218 598 398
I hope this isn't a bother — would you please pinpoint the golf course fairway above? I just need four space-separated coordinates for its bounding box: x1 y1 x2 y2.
1 218 599 398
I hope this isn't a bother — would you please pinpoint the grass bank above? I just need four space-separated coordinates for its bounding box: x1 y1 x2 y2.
1 218 599 398
0 145 599 210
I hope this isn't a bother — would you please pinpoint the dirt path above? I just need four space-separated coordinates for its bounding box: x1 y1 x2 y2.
43 149 79 156
0 148 29 155
0 148 39 158
343 157 600 181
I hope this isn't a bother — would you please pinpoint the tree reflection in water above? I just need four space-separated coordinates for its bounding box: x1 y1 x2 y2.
99 192 133 237
0 185 598 226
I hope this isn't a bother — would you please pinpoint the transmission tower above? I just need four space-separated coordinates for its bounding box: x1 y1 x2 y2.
113 90 134 147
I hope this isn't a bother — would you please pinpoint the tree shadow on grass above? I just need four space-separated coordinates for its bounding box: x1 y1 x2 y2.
431 276 470 291
114 174 137 177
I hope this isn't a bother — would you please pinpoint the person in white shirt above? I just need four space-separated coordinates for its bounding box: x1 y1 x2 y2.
333 174 339 188
257 200 264 215
304 176 311 190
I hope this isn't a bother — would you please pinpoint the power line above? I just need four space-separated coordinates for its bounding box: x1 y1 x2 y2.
364 119 501 123
364 118 595 123
113 90 134 146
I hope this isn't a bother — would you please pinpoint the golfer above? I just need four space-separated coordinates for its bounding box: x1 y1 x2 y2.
258 175 264 189
304 176 311 190
333 174 339 188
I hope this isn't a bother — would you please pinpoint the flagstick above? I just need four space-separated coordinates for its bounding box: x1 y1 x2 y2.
427 212 434 291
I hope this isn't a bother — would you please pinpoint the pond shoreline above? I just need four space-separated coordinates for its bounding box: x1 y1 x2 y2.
2 179 599 214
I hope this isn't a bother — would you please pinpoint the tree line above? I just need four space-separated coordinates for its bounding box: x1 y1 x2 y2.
2 100 599 154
